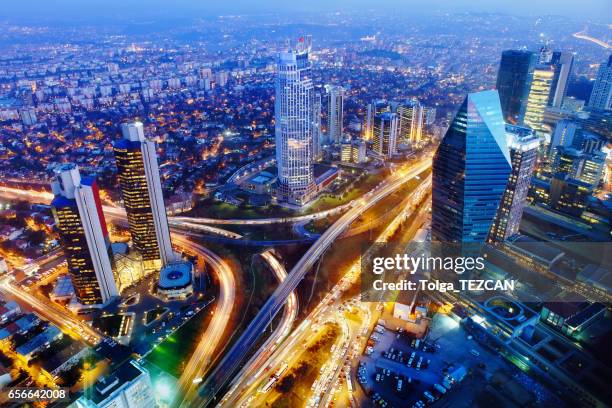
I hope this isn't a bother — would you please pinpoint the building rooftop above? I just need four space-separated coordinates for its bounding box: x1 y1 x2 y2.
16 325 62 357
506 235 566 267
86 360 146 404
0 314 39 341
158 261 193 290
52 275 75 298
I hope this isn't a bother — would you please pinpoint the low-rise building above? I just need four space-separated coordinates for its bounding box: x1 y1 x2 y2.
74 360 157 408
157 261 194 300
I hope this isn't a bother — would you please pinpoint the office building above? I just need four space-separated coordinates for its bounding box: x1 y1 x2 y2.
275 38 316 206
547 51 574 108
489 125 540 242
588 56 612 111
75 360 156 408
372 112 399 157
496 50 536 124
365 99 391 140
325 85 345 144
524 66 555 132
577 152 606 188
394 99 424 145
553 147 584 176
432 90 511 243
539 46 574 108
113 122 175 270
549 173 592 217
340 139 352 163
312 92 322 160
351 140 367 163
51 164 118 307
552 147 606 189
549 120 580 155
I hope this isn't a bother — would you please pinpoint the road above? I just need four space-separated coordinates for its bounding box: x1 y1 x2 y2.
172 233 236 407
0 185 350 226
0 279 102 344
233 181 431 408
573 29 611 49
190 157 432 407
217 250 298 407
0 185 239 392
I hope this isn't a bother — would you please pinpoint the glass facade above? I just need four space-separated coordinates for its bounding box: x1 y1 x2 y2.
52 199 104 305
372 111 398 157
489 125 539 242
325 85 344 144
496 50 536 125
523 67 555 132
114 138 162 269
432 90 512 243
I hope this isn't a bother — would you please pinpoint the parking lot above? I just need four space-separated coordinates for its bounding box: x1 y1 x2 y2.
357 313 514 407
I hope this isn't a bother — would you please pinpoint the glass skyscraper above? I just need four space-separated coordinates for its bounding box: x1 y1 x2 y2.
113 122 175 270
275 38 316 206
365 99 391 140
488 125 540 242
523 66 555 132
432 90 512 243
496 50 536 125
393 99 424 145
372 111 399 157
588 56 612 111
51 164 118 307
325 84 345 145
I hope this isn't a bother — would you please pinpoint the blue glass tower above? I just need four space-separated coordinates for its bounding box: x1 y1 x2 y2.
432 90 512 243
496 50 536 124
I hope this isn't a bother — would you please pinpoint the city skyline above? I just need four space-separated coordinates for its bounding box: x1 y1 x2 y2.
0 5 609 408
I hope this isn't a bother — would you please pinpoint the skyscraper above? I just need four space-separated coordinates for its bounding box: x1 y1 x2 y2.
275 39 316 206
365 100 391 140
312 92 322 160
432 90 511 243
549 119 580 156
588 56 612 111
523 66 555 132
113 122 175 270
372 112 399 157
496 50 536 124
325 85 345 144
394 99 424 145
489 125 540 242
51 164 118 307
547 51 574 108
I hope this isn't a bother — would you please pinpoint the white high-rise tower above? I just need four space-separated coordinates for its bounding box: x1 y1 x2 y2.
325 85 345 144
275 38 316 206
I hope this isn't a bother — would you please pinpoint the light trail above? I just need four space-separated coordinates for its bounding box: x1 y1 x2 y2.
195 158 432 407
573 30 611 49
216 250 297 407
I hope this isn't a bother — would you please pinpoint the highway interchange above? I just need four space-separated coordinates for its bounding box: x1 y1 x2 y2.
0 154 432 407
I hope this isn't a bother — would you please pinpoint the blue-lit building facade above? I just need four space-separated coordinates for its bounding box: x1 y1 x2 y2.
432 90 512 243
